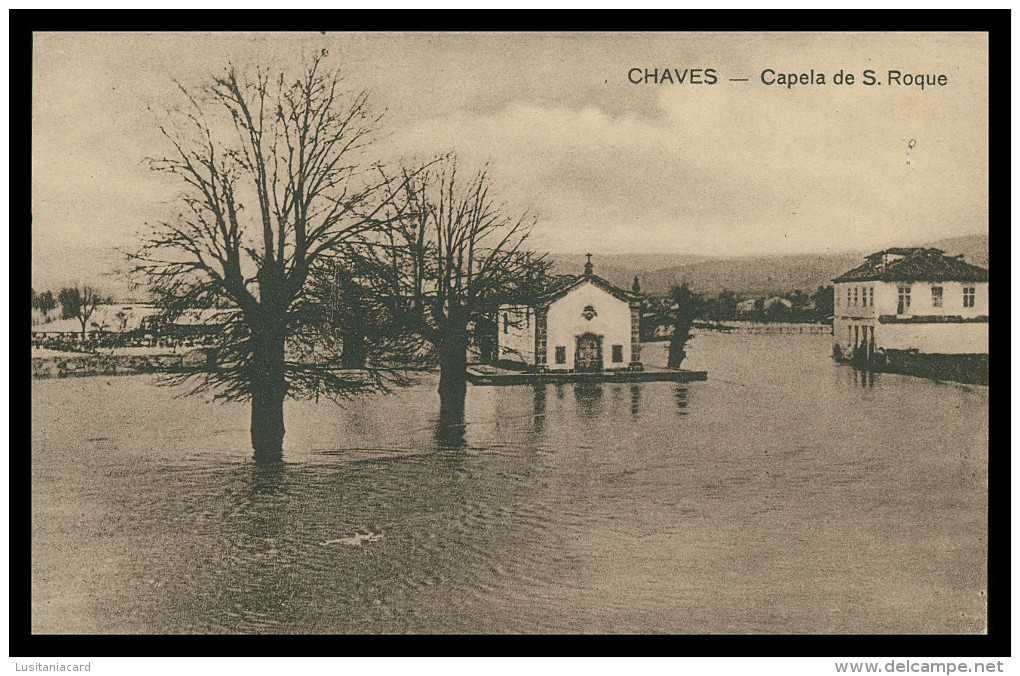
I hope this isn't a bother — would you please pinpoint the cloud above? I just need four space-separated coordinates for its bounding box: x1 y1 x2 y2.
31 31 988 294
380 74 986 257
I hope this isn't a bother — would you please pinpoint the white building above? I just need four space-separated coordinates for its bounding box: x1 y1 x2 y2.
497 256 643 372
736 296 793 315
832 248 988 360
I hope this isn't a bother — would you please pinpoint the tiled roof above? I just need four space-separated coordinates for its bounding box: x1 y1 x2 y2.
867 247 938 258
833 248 989 283
538 274 581 298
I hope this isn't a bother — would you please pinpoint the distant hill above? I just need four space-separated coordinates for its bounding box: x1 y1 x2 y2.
634 252 867 297
548 233 988 298
548 253 711 293
926 233 988 269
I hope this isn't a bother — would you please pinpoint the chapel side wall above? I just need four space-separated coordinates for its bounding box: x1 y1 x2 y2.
497 305 536 365
546 284 631 371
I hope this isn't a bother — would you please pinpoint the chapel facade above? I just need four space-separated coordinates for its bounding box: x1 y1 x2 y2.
497 256 644 373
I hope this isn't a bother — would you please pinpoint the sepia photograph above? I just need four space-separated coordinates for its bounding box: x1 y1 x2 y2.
27 28 993 649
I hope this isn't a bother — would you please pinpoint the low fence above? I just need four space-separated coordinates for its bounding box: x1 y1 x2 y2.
695 321 832 335
31 350 212 379
31 332 221 352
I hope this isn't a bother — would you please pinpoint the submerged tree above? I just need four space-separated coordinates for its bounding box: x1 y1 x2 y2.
379 157 551 422
301 245 432 371
133 53 413 461
664 283 705 369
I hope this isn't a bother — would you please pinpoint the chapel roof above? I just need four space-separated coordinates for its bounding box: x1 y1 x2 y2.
535 272 641 305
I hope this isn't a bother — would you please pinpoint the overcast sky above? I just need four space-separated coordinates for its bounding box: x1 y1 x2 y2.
32 31 988 295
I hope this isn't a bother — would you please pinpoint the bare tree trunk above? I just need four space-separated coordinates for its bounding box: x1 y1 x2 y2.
667 323 691 369
340 330 367 369
250 325 287 463
437 331 469 421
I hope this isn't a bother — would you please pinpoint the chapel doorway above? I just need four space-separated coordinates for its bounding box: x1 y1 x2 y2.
575 333 603 373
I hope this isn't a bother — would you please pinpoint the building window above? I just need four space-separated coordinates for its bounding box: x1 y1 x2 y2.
526 308 530 328
963 287 975 308
503 314 509 334
611 344 624 363
846 288 851 307
931 286 943 307
868 287 874 307
555 346 566 364
853 287 858 306
897 286 911 314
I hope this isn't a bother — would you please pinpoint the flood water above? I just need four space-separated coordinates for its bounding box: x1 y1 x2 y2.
31 333 988 634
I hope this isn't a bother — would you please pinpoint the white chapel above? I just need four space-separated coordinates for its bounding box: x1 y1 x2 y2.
496 255 644 373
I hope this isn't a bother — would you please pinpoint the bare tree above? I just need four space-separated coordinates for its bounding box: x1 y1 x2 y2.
58 285 101 341
379 157 551 423
664 283 705 369
301 245 434 371
133 53 412 461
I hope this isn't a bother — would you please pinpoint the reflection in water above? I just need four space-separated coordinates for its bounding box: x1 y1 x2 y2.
246 460 288 497
674 386 688 415
253 445 284 466
852 367 877 388
630 385 641 418
434 414 467 450
573 382 604 419
31 333 989 635
222 462 294 631
532 385 547 432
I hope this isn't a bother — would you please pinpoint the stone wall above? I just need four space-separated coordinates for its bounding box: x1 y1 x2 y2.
874 350 989 386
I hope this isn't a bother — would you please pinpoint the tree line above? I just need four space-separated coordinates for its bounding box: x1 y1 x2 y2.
32 285 112 340
639 283 835 369
640 285 834 337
